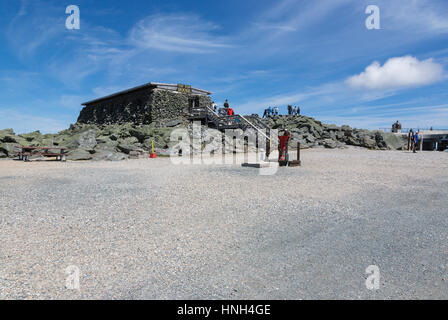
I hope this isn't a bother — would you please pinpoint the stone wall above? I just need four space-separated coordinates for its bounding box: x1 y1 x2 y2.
149 89 211 127
77 87 211 127
77 87 153 125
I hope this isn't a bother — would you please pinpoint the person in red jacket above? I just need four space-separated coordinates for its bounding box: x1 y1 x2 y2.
227 107 234 116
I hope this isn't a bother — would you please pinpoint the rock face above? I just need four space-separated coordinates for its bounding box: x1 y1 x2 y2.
262 115 408 150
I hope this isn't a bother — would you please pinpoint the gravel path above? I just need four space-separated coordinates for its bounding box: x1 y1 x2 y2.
0 148 447 299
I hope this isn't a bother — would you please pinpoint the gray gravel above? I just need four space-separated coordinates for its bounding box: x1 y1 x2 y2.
0 149 447 299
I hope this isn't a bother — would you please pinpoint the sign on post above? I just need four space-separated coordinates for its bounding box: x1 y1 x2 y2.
177 84 192 94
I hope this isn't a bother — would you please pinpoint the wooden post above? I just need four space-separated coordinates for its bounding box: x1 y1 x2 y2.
288 142 301 167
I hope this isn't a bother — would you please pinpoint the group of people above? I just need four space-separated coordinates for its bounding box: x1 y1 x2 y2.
287 105 300 116
262 105 300 118
212 99 235 116
263 106 279 117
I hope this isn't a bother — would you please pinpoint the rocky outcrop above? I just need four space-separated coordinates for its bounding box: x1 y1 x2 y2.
1 115 409 161
262 115 408 150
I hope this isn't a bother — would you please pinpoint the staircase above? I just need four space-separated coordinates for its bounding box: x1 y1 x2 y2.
189 107 271 142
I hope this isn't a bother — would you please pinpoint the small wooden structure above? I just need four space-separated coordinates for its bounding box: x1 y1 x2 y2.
16 146 68 162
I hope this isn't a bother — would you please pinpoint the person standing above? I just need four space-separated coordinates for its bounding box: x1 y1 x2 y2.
413 130 420 153
275 106 279 116
297 106 301 115
262 108 268 119
212 101 217 113
224 99 229 109
293 106 297 115
288 105 292 115
408 129 414 151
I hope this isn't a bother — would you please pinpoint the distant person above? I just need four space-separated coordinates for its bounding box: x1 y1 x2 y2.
413 130 420 153
408 129 414 151
262 108 268 119
227 107 234 116
224 99 229 109
274 106 279 116
297 106 301 115
292 106 297 115
212 101 217 113
267 106 272 116
287 105 292 115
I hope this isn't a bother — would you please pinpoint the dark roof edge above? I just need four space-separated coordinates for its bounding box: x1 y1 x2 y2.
81 82 212 106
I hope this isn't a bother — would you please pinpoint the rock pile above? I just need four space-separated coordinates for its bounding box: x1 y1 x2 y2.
262 115 408 150
0 124 181 161
0 115 408 161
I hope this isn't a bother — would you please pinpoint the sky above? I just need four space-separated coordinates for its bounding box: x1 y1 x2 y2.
0 0 447 133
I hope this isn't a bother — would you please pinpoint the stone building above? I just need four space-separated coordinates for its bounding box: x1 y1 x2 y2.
78 82 212 126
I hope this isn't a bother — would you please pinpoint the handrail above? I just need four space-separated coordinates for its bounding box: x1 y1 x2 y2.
239 115 270 141
205 105 219 116
200 106 271 141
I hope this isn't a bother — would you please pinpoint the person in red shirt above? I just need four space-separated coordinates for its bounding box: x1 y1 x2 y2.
227 107 234 116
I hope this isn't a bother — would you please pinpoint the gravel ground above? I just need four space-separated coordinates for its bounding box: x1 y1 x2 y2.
0 148 447 300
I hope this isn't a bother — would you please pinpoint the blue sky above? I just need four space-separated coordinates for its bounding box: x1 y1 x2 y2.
0 0 447 133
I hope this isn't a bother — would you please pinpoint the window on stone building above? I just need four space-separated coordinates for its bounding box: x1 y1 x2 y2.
188 97 200 113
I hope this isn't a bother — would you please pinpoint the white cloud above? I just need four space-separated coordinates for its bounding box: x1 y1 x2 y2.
129 14 231 54
347 56 444 90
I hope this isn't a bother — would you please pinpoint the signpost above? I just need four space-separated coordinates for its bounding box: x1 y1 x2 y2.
177 84 192 94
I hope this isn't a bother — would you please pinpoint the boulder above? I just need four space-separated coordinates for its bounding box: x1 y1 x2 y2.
96 136 119 148
78 129 97 149
306 135 315 143
92 149 128 161
324 124 340 131
164 118 183 127
66 149 93 161
0 134 17 143
346 137 361 147
0 143 19 157
116 144 142 154
18 131 42 142
129 127 153 142
322 139 338 149
0 129 18 144
119 136 139 145
375 132 407 150
0 151 7 158
359 136 377 149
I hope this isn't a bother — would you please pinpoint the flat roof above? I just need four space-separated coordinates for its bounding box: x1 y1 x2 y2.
81 82 211 106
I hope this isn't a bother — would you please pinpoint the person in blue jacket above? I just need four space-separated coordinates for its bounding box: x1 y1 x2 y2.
413 131 420 153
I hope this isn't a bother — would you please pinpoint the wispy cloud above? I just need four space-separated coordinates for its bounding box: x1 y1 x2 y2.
129 13 232 54
381 0 448 34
